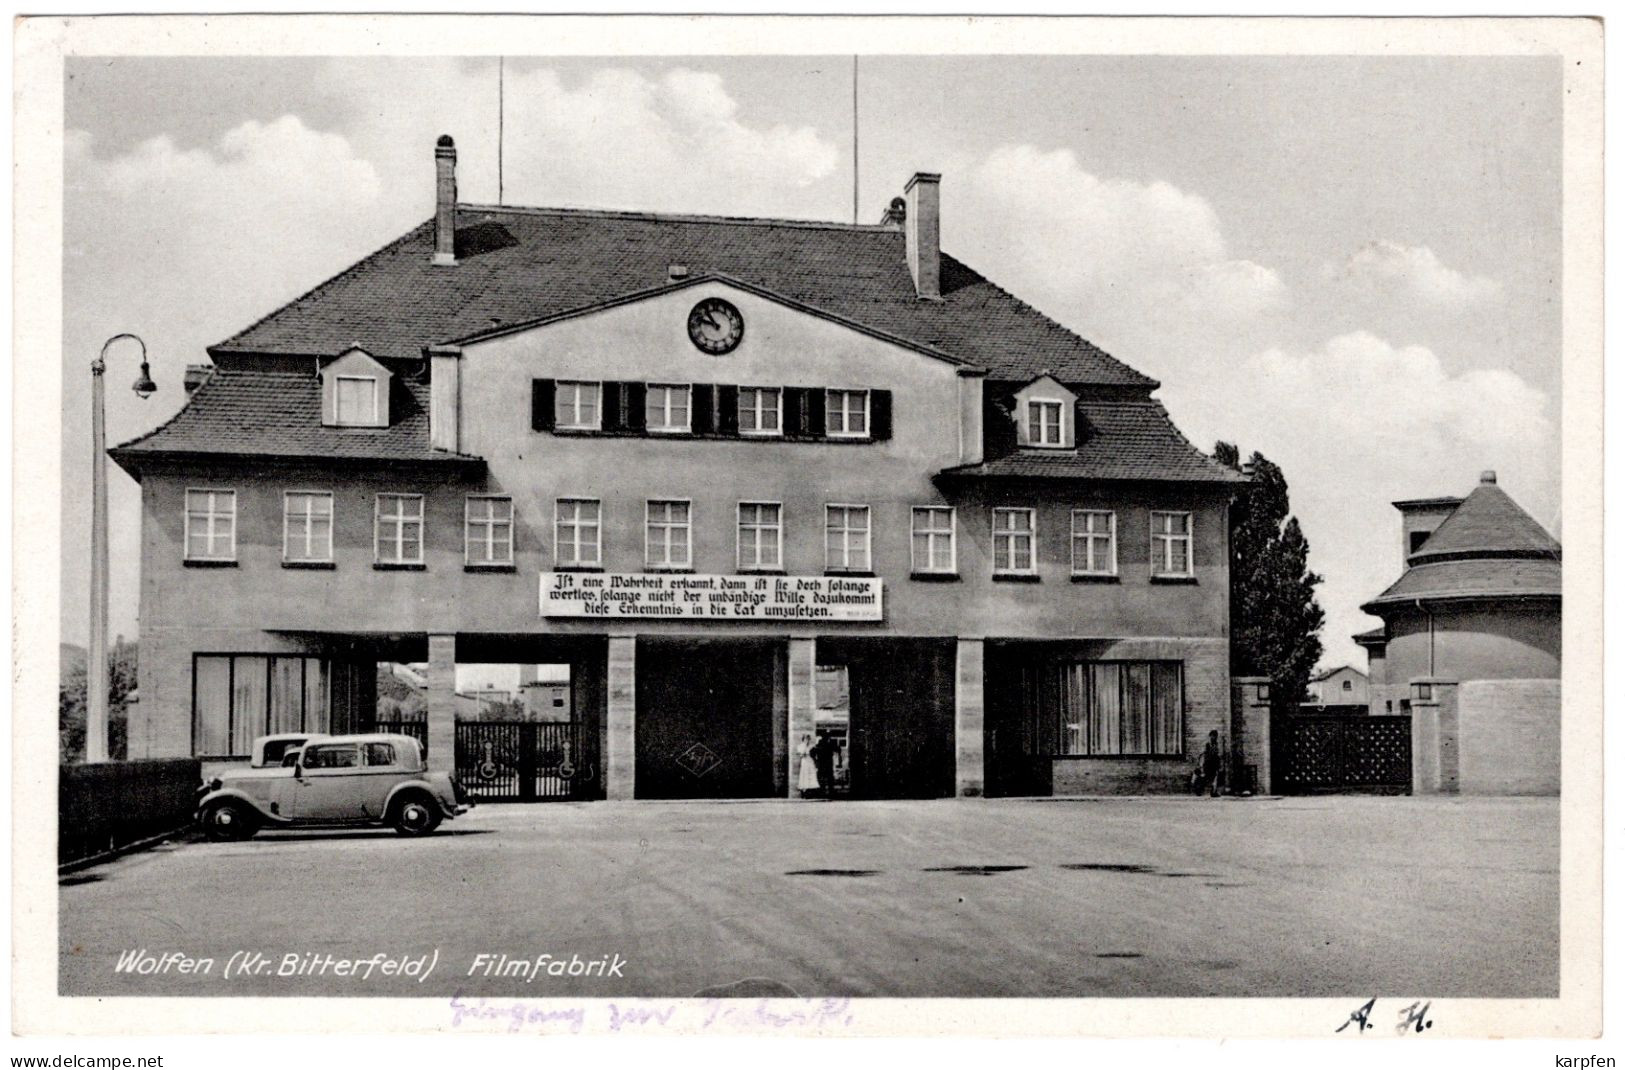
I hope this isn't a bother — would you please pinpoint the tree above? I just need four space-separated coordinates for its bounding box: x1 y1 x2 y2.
60 639 137 762
1216 442 1325 708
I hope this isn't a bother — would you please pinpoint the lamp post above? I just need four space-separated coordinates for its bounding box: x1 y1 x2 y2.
88 334 157 763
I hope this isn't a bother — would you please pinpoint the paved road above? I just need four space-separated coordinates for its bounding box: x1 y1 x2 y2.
59 795 1558 999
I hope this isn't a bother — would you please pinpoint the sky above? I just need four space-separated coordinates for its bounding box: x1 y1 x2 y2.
60 54 1563 669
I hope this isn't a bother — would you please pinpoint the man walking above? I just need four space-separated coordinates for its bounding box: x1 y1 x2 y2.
1201 730 1225 797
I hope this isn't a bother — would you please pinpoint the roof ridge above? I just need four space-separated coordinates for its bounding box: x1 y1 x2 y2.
941 252 1159 389
459 202 898 233
212 220 435 355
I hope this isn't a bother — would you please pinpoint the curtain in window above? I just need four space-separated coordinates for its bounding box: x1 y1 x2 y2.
1123 662 1152 754
1088 663 1122 755
230 656 268 754
1058 663 1087 755
304 658 331 733
1152 663 1183 755
194 657 232 756
269 657 304 734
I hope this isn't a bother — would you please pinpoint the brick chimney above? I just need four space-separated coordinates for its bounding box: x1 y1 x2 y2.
904 173 941 300
433 135 457 267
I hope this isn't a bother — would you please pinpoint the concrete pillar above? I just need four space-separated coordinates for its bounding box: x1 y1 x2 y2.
771 645 790 796
1409 677 1459 795
955 639 985 797
426 634 456 772
606 635 637 800
786 637 816 796
1230 676 1272 795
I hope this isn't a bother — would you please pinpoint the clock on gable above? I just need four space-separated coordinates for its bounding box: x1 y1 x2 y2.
687 297 744 355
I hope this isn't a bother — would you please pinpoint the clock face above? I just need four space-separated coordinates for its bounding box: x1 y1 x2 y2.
687 298 744 355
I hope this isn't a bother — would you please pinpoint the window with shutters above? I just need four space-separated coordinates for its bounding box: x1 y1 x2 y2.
645 499 692 569
738 387 782 436
826 389 870 438
555 381 601 430
646 384 691 434
555 499 602 568
335 376 379 425
738 501 783 571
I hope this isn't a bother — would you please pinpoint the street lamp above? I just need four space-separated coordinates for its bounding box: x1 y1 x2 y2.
87 333 156 763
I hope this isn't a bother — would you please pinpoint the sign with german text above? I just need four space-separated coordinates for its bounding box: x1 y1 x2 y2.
539 572 883 622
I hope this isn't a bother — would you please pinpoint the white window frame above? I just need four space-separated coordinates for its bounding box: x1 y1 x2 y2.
1027 398 1066 447
826 388 871 439
1070 509 1117 576
184 488 237 562
737 501 784 572
373 493 425 565
555 381 602 431
824 504 872 573
554 498 602 568
738 386 784 437
645 499 693 570
645 383 692 435
1150 511 1195 578
992 507 1038 576
910 506 957 575
334 375 378 426
464 495 514 567
282 490 334 564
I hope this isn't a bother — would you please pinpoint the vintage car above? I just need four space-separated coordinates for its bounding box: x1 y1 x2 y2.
195 733 471 840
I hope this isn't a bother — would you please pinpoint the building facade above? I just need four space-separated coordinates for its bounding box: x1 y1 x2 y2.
112 137 1246 798
1303 664 1369 714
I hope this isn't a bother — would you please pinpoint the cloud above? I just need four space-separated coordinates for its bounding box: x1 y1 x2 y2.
498 67 838 216
949 144 1286 339
1333 240 1503 307
1165 331 1555 673
940 148 1552 668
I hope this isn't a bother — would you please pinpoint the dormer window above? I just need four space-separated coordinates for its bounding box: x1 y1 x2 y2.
320 347 391 428
1027 400 1064 446
1012 374 1077 449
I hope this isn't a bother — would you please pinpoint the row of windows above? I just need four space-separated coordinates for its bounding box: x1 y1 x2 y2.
533 380 893 442
183 489 1196 579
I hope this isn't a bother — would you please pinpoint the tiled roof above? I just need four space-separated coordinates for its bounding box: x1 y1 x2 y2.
109 370 482 470
214 206 1157 387
938 399 1245 483
1363 558 1561 609
1365 478 1561 611
1408 481 1561 562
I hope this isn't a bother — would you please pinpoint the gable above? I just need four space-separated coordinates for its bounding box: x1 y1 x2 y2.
1011 374 1079 449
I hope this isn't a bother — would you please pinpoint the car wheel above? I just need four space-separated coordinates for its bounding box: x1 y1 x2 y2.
392 794 442 836
201 801 258 841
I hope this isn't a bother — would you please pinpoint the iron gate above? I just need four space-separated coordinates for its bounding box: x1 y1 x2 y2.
455 721 595 802
1277 714 1412 794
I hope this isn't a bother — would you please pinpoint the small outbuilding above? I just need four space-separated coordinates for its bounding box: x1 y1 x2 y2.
1355 471 1560 795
